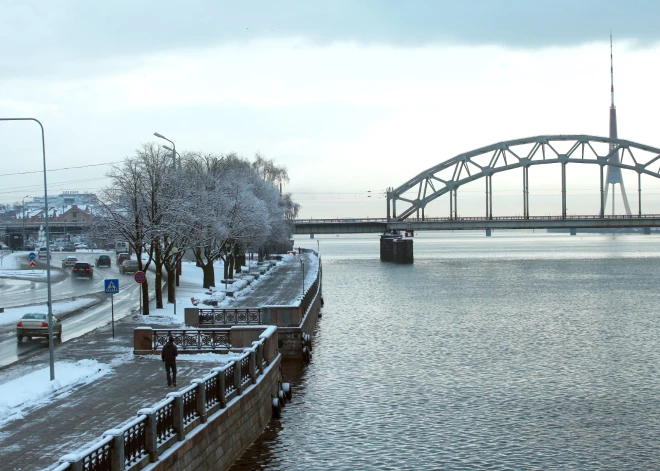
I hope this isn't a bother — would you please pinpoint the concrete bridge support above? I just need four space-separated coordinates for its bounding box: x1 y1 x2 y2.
644 227 651 235
486 229 492 237
380 232 413 263
570 228 577 236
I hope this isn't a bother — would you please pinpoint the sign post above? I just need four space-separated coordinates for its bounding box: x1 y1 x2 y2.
134 271 146 315
104 279 119 338
29 252 36 268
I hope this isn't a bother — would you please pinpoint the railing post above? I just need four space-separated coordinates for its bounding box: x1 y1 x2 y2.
217 368 226 407
103 429 125 471
256 342 264 375
234 359 243 395
166 392 186 440
137 410 158 462
191 379 207 423
249 349 257 384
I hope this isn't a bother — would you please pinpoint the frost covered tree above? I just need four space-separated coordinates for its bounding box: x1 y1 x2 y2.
97 156 155 314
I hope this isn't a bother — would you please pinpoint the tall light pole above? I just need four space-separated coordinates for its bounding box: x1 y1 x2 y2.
162 145 181 170
1 118 55 380
154 132 176 170
300 258 305 297
154 132 182 294
22 194 29 250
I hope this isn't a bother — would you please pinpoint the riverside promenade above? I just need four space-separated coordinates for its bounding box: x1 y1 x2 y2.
0 251 317 471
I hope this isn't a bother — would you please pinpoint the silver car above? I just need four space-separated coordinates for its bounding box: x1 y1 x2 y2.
16 313 62 343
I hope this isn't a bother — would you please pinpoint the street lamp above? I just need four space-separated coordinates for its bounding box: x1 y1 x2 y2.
0 118 55 380
154 132 176 170
22 195 29 250
300 258 305 297
154 132 183 294
162 145 181 170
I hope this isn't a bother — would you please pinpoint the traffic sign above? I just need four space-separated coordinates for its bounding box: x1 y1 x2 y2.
29 252 36 260
134 271 146 284
29 260 36 268
104 279 119 294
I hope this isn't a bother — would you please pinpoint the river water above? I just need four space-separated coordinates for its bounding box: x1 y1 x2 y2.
230 231 660 470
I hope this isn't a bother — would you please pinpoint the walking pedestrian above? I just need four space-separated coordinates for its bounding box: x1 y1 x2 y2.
161 335 178 387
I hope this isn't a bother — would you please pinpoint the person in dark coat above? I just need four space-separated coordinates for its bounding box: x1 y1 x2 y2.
161 335 178 387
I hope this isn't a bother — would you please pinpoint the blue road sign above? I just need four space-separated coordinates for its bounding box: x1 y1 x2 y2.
29 252 36 260
104 279 119 294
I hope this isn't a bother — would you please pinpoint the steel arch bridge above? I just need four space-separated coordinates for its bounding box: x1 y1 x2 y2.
388 135 660 221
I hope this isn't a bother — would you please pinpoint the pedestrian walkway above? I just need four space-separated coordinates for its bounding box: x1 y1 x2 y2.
228 251 317 307
0 251 318 471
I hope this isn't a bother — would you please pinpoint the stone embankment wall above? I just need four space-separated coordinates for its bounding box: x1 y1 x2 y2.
148 354 281 471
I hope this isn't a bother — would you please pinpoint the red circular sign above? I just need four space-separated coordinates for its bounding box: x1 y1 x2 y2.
134 271 146 284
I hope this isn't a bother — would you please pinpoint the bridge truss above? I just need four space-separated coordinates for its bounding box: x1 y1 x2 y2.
388 135 660 221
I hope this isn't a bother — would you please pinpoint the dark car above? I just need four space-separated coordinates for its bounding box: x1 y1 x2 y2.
17 313 62 343
95 254 111 268
119 260 139 274
72 262 94 279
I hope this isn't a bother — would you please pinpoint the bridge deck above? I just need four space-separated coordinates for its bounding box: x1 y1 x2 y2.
294 215 660 234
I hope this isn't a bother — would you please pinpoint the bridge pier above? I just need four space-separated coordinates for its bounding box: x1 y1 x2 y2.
570 228 577 236
486 229 492 237
310 234 314 239
380 231 413 263
644 227 651 235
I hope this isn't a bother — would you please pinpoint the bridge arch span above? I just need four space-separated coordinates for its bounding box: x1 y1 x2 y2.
389 135 660 221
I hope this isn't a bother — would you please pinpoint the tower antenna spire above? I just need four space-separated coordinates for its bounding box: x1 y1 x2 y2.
610 31 615 109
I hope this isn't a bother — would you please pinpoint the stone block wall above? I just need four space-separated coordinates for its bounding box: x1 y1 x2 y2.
149 354 282 471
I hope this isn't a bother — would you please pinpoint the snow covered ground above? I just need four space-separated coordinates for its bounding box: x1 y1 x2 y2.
0 251 317 429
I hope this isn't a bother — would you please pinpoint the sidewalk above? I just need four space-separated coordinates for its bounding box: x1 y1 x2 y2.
0 252 317 471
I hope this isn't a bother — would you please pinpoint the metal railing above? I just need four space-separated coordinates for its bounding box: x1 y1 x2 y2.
152 329 230 351
294 213 660 224
55 333 275 471
198 308 262 326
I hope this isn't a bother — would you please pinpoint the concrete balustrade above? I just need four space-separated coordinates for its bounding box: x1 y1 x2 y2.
57 330 281 471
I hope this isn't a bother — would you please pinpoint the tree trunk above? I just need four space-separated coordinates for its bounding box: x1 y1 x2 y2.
228 254 235 279
223 258 229 281
154 243 163 309
202 262 215 288
142 281 150 315
167 269 175 303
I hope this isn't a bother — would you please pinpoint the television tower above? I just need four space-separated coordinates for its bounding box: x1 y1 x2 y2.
603 33 632 216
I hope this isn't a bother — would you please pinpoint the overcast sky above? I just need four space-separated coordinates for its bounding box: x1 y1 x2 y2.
2 0 660 218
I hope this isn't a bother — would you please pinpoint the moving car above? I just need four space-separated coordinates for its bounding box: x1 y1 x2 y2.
95 254 111 268
119 260 139 274
61 255 78 268
38 247 50 260
116 252 130 265
72 261 94 279
16 313 62 343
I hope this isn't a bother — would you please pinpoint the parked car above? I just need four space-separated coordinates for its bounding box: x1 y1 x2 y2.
16 313 62 343
95 254 111 268
72 262 94 279
119 260 139 274
116 252 130 265
61 255 78 268
61 243 76 252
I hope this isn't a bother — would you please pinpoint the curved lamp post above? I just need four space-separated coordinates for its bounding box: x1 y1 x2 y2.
154 132 176 170
154 132 183 295
162 145 181 170
22 194 29 250
0 118 55 380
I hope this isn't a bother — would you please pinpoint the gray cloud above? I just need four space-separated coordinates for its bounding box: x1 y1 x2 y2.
2 0 659 77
